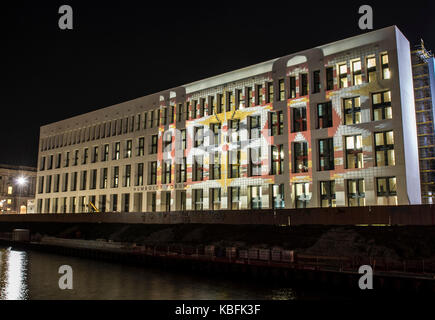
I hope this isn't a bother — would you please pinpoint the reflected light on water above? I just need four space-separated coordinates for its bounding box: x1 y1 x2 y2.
0 248 29 300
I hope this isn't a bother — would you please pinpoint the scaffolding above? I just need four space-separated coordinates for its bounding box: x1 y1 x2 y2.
411 40 435 204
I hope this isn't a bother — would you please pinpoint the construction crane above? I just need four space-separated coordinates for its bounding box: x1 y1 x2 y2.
88 201 100 213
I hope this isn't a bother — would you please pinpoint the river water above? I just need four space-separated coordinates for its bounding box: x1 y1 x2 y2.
0 246 343 300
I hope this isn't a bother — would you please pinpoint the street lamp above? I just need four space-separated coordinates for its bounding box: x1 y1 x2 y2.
15 176 28 214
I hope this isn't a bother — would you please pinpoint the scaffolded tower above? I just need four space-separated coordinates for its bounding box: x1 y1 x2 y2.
411 40 435 204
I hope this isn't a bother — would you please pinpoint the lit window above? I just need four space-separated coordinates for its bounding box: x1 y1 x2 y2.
292 107 307 132
381 54 390 79
372 91 392 120
339 64 348 88
375 131 395 166
294 183 310 208
352 60 362 85
7 186 12 195
320 180 336 207
367 57 376 82
344 97 361 124
347 179 365 206
293 142 308 173
376 177 397 205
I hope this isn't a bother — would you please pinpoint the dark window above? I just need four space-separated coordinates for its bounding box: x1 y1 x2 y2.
249 186 262 209
113 142 120 160
246 87 253 107
326 67 334 90
193 189 203 210
148 161 157 185
103 144 109 161
136 163 144 186
210 123 221 145
199 99 205 117
229 186 241 210
176 157 187 183
125 140 132 158
150 135 158 154
289 76 296 98
226 91 233 112
124 165 131 187
319 138 334 171
320 180 336 207
217 94 224 113
210 188 221 210
256 84 263 105
113 166 119 188
294 183 310 208
269 111 283 136
312 70 321 93
292 107 307 132
90 169 97 190
162 160 171 184
293 142 308 173
138 137 145 156
236 89 243 109
210 152 221 180
317 101 333 128
100 168 108 189
249 115 261 139
82 148 88 164
300 74 308 96
193 155 203 181
376 177 397 197
194 126 204 148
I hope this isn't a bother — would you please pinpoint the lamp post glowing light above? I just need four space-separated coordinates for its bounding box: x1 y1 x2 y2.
16 176 27 186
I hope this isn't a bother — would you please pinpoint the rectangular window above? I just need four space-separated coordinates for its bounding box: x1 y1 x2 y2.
193 189 203 210
381 53 390 79
326 67 334 90
148 161 157 185
154 109 160 127
271 145 284 175
103 144 109 161
199 99 205 117
344 97 361 125
194 126 204 148
150 135 158 154
100 168 108 189
347 179 365 206
71 172 77 191
228 149 241 178
312 70 320 93
256 84 263 105
217 94 224 113
113 166 119 188
372 90 392 121
294 183 310 208
176 157 187 183
125 140 132 158
352 60 362 85
289 76 296 98
210 152 221 180
269 111 283 136
249 115 261 139
124 165 131 187
278 79 285 101
300 74 308 96
246 87 253 107
73 150 79 166
249 147 262 176
210 123 221 145
271 184 285 209
375 131 395 166
229 186 240 210
177 103 184 122
226 91 233 112
249 186 262 209
292 107 307 132
56 153 61 168
267 82 274 103
236 89 243 109
113 142 120 160
54 174 60 192
339 64 348 88
191 100 198 119
38 176 44 194
228 119 240 142
210 188 221 210
40 157 46 171
82 148 88 164
376 177 397 205
181 129 187 150
162 107 167 125
163 131 172 152
136 163 144 186
193 155 203 181
80 170 87 190
320 180 336 207
293 142 308 173
138 137 145 156
319 138 334 171
90 169 97 190
317 101 333 128
148 110 154 128
92 146 98 163
345 135 364 168
162 160 171 184
367 56 377 83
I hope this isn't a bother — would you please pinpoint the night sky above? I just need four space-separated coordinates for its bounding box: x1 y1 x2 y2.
1 1 434 167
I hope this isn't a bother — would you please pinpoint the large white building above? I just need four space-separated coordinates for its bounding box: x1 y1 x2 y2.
35 26 421 213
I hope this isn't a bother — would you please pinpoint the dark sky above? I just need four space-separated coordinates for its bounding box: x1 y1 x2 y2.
1 0 434 167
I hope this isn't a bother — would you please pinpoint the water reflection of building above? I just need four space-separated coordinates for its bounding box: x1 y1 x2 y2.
0 164 37 214
0 248 29 300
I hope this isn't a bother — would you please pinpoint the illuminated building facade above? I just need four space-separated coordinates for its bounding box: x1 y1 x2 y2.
0 164 37 214
35 26 421 213
411 41 435 204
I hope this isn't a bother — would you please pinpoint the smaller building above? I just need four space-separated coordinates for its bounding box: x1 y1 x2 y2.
0 164 37 214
